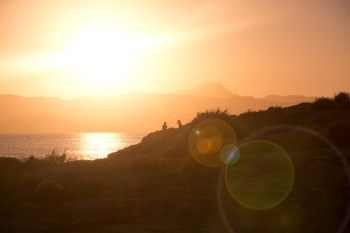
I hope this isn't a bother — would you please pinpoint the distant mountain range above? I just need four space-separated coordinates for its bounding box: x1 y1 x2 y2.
0 82 315 133
177 81 238 98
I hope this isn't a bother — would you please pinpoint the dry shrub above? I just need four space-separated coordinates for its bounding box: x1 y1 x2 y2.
311 97 335 111
333 92 350 110
192 108 231 124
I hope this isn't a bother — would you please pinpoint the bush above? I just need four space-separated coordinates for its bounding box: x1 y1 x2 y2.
311 97 335 111
192 108 231 124
267 106 283 116
22 151 75 171
333 92 350 110
44 150 67 163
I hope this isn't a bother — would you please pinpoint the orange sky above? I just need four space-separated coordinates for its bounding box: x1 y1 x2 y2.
0 0 349 98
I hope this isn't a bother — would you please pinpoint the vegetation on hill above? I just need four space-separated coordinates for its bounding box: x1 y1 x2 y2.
311 92 350 111
0 97 349 232
191 108 231 124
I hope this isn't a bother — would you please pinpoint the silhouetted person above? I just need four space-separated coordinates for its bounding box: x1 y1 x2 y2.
176 120 182 128
162 122 167 131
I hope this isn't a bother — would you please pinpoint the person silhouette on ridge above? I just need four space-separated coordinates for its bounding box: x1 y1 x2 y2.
162 122 167 131
176 120 182 128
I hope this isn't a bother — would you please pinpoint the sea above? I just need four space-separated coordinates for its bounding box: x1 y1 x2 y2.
0 133 146 160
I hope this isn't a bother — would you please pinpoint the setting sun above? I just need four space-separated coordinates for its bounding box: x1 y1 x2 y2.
66 24 146 91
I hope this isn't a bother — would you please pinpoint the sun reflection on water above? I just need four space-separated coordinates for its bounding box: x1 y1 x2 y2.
80 132 124 160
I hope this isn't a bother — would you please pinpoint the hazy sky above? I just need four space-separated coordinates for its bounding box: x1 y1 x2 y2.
0 0 349 98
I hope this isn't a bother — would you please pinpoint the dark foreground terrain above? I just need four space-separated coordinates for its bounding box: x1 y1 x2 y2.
0 97 350 232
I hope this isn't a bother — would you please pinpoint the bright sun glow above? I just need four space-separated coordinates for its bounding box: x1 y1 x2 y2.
66 24 151 93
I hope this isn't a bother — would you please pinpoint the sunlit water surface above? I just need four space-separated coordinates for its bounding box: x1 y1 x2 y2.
0 133 146 160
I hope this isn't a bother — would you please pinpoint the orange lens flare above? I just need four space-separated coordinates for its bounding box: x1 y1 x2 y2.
188 118 237 167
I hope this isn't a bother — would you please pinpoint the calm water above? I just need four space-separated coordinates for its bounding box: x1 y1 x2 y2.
0 133 146 160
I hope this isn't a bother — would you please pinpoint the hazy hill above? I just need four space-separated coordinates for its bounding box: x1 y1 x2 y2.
262 94 316 104
0 82 315 133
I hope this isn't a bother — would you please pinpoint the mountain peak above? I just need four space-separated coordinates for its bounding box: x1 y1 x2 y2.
177 82 237 98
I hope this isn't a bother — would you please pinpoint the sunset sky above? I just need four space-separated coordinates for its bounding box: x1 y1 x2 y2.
0 0 349 98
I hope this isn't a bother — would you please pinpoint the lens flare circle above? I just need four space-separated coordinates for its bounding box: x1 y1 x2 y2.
195 126 223 154
188 118 237 167
220 144 240 165
225 140 294 210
